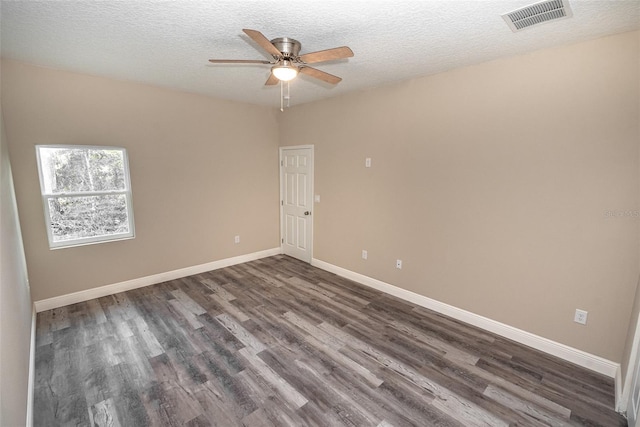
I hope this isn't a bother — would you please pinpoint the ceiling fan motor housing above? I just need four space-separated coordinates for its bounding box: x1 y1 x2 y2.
270 37 301 59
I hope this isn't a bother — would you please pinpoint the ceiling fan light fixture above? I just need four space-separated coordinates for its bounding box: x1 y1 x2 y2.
272 60 298 81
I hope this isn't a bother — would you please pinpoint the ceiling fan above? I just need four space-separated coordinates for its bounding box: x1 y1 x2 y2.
209 29 354 85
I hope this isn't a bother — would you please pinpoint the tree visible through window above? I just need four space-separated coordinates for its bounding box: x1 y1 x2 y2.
36 145 135 248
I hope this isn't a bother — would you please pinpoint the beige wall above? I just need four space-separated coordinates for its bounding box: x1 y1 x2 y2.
280 31 640 362
2 60 280 301
2 31 638 365
0 90 33 425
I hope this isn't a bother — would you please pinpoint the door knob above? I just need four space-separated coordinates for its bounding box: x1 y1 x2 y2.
304 211 311 216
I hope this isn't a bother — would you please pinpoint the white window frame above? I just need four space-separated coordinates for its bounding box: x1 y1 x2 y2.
35 144 135 249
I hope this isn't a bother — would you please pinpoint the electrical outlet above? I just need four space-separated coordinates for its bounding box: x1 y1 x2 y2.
362 250 368 260
234 235 240 244
365 158 372 168
315 195 321 203
574 309 588 325
396 259 402 269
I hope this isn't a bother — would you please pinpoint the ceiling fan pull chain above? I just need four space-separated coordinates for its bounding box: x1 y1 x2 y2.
286 81 291 109
280 80 284 112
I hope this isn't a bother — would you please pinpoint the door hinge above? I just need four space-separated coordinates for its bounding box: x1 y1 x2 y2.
281 200 283 206
280 160 283 166
281 238 284 243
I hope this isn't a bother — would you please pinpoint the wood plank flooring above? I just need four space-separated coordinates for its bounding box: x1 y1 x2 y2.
34 255 627 426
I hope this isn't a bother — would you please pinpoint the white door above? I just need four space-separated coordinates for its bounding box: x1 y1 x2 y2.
628 348 640 426
280 146 313 263
627 318 640 426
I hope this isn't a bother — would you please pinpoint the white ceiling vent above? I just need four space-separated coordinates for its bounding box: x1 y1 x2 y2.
502 0 573 32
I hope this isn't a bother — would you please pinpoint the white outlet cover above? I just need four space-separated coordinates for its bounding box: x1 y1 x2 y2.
396 259 402 269
362 250 368 260
315 195 320 203
574 309 588 325
365 158 372 168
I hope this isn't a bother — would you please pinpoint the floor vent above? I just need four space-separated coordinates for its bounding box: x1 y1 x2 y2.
502 0 573 32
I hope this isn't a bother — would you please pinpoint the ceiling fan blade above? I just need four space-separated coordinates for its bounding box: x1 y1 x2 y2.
265 73 279 86
242 29 282 58
299 46 354 64
299 66 342 84
208 59 272 64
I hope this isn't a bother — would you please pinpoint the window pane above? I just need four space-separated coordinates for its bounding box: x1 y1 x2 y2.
48 195 130 242
39 147 126 194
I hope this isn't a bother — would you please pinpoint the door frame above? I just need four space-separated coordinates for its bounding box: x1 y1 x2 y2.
279 145 314 263
620 310 640 421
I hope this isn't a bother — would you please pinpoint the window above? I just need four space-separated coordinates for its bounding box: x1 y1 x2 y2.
36 145 135 249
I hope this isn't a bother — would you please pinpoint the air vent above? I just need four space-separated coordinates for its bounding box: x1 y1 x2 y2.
502 0 573 32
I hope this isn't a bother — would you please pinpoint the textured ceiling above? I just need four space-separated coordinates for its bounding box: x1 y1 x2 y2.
1 0 639 108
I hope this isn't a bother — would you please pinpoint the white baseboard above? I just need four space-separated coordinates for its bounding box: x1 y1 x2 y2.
26 304 36 427
34 248 282 312
312 258 620 379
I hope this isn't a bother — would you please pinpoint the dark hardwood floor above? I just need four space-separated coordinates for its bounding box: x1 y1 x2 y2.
34 255 626 426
